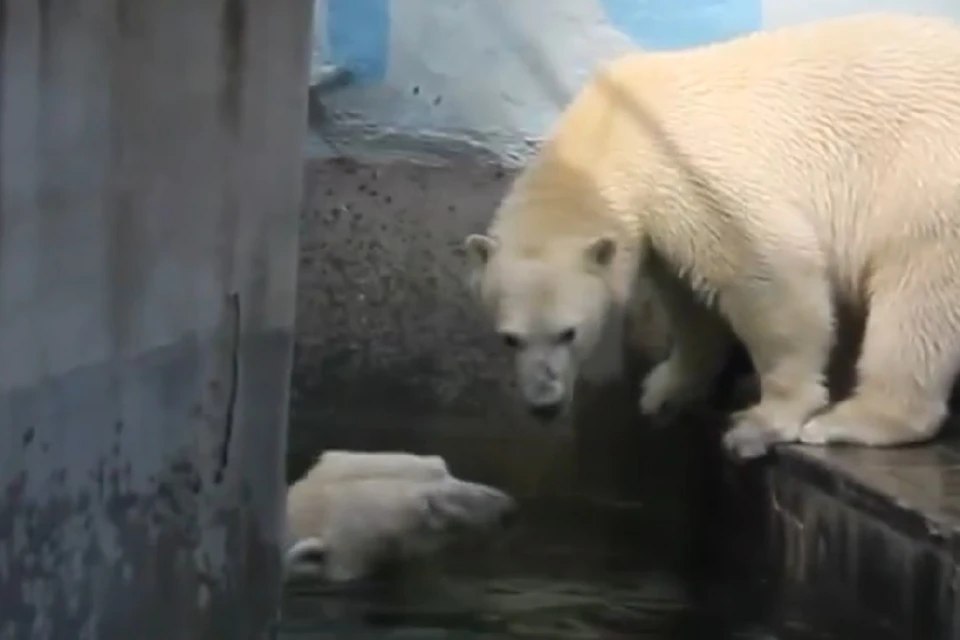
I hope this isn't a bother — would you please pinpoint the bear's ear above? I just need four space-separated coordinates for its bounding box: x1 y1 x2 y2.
464 234 497 267
584 236 616 270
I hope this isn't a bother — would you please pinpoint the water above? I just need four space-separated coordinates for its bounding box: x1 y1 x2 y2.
276 501 850 640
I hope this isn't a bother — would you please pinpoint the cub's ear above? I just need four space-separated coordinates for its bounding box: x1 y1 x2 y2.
584 236 616 270
464 234 497 268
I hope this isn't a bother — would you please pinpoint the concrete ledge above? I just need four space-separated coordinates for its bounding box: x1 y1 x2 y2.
753 438 960 639
697 353 960 638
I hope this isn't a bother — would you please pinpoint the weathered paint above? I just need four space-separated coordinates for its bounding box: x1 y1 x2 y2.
306 0 761 162
307 0 960 164
0 0 312 637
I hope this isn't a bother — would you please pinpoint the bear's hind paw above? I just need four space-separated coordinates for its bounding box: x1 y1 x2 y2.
799 405 939 447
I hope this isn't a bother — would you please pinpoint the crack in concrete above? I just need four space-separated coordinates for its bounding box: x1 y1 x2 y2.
214 293 241 485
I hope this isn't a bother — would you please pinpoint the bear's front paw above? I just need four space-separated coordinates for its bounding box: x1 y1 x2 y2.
639 359 707 426
722 408 802 462
639 361 679 415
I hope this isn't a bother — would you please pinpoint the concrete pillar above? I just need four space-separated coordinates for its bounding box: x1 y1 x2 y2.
0 0 312 637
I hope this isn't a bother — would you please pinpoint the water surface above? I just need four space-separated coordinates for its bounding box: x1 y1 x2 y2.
277 501 850 640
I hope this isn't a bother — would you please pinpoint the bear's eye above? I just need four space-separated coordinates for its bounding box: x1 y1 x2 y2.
500 332 522 349
556 328 576 344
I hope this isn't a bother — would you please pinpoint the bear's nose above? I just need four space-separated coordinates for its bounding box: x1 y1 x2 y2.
529 402 562 421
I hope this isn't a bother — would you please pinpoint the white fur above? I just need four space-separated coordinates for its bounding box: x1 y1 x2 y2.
306 450 450 484
466 13 960 459
284 451 515 583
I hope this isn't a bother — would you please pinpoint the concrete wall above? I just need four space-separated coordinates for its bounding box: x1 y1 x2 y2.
0 0 313 637
308 0 960 164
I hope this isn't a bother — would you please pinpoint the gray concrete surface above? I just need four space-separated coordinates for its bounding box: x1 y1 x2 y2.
291 156 708 553
0 0 312 637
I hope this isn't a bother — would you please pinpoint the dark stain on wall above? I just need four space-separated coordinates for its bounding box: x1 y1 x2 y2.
220 0 248 130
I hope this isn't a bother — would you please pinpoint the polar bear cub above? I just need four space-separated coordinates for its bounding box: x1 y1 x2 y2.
303 450 450 484
465 13 960 460
284 451 516 583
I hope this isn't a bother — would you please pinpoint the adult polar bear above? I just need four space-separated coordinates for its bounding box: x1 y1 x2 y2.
465 13 960 461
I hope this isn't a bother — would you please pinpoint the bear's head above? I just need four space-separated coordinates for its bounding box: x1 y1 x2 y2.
464 231 622 421
284 477 517 584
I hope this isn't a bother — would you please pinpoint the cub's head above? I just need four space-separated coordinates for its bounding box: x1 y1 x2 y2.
464 232 620 421
284 478 517 584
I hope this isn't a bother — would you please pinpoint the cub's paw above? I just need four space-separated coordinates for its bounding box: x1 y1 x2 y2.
722 408 801 463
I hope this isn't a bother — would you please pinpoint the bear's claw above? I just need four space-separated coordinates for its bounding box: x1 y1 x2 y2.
722 422 784 462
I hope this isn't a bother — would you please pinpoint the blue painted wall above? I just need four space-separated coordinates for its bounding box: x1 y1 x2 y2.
325 0 389 82
599 0 761 49
310 0 765 161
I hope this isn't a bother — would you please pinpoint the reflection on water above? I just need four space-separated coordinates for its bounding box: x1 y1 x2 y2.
276 501 846 640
